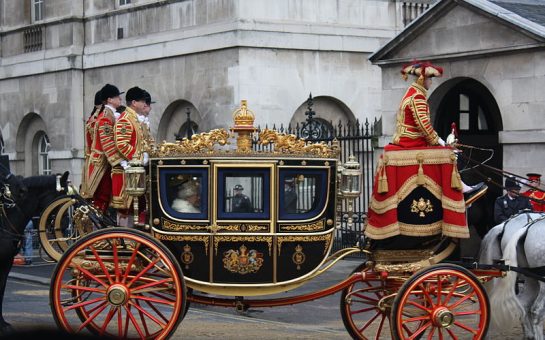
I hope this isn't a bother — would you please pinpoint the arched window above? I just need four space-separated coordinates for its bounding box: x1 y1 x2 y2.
38 134 51 175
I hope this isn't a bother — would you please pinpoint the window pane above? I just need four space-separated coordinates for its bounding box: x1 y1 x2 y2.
283 175 318 214
478 106 488 130
224 176 263 213
170 174 203 214
459 94 469 111
459 112 469 130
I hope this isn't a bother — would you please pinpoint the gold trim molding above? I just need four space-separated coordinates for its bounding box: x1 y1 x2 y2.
277 234 332 255
214 236 273 256
280 220 325 232
154 234 209 255
162 220 208 232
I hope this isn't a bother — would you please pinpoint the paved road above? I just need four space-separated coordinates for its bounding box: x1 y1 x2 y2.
5 246 527 339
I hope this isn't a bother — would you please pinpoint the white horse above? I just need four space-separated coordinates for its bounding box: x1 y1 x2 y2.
479 212 545 339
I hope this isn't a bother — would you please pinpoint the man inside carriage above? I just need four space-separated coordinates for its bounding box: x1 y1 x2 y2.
364 61 487 249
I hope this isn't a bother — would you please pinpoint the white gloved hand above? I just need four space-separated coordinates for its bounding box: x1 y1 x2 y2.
120 160 129 170
438 137 446 146
143 152 149 166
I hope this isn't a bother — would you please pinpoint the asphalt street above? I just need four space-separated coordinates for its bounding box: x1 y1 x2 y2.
5 242 526 339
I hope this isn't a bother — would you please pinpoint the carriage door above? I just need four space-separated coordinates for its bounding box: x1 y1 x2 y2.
210 162 275 284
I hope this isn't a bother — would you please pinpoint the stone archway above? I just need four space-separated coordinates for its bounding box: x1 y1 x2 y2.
157 100 201 142
15 113 48 176
431 77 503 236
289 95 356 137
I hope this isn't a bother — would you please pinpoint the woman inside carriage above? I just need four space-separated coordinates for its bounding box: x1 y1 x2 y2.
364 61 488 250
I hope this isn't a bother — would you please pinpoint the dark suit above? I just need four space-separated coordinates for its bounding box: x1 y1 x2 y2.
232 193 253 213
494 194 533 224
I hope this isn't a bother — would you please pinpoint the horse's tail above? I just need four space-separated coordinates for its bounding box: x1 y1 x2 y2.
489 226 527 331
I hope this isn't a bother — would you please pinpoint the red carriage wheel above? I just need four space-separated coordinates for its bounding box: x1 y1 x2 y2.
340 263 401 339
50 228 186 339
391 264 489 340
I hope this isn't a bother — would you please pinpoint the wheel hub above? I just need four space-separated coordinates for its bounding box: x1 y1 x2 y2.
433 307 454 328
107 284 129 306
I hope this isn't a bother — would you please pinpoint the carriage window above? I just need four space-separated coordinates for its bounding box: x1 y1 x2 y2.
159 168 208 219
217 168 270 220
279 169 328 220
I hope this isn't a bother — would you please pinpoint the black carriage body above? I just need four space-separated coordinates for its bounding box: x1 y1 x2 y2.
148 156 338 295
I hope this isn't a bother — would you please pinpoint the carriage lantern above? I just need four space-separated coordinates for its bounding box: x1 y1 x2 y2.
340 155 362 227
124 160 146 226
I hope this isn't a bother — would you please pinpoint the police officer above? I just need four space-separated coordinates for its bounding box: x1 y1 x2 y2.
232 184 253 213
494 177 533 224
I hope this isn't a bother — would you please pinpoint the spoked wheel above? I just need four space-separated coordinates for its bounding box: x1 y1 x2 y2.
340 263 401 339
391 264 489 340
50 228 186 339
39 196 74 261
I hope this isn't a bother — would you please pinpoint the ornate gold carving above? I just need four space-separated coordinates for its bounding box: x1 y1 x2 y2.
152 129 230 157
373 249 434 263
411 197 433 217
154 234 209 255
280 220 325 232
214 236 272 256
222 244 264 275
162 220 208 232
180 244 194 269
292 244 306 270
277 234 332 255
258 129 338 158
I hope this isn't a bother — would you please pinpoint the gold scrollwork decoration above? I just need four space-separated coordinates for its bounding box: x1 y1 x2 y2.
151 129 230 157
154 234 209 255
411 197 433 217
258 129 338 158
277 234 332 256
214 236 272 256
281 220 324 232
214 224 269 232
162 220 208 232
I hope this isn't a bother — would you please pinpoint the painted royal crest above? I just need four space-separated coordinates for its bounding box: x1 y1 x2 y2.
222 244 263 275
292 244 306 270
180 244 194 269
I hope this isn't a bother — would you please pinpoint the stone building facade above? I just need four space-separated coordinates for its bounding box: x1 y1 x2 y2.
0 0 429 186
370 0 545 200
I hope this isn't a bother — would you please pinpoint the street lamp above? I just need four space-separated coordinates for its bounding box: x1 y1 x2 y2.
340 155 362 227
124 160 146 227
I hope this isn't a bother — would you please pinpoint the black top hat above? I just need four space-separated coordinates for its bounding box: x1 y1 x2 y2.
505 177 521 190
100 84 123 101
142 90 156 105
125 87 148 103
94 90 103 106
234 184 244 191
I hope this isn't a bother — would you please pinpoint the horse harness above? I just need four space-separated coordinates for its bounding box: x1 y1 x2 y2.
0 183 25 242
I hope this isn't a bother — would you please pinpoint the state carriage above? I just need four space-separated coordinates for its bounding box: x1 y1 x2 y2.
45 101 505 339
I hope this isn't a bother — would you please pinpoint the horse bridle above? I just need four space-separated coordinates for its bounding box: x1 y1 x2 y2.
0 189 25 240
